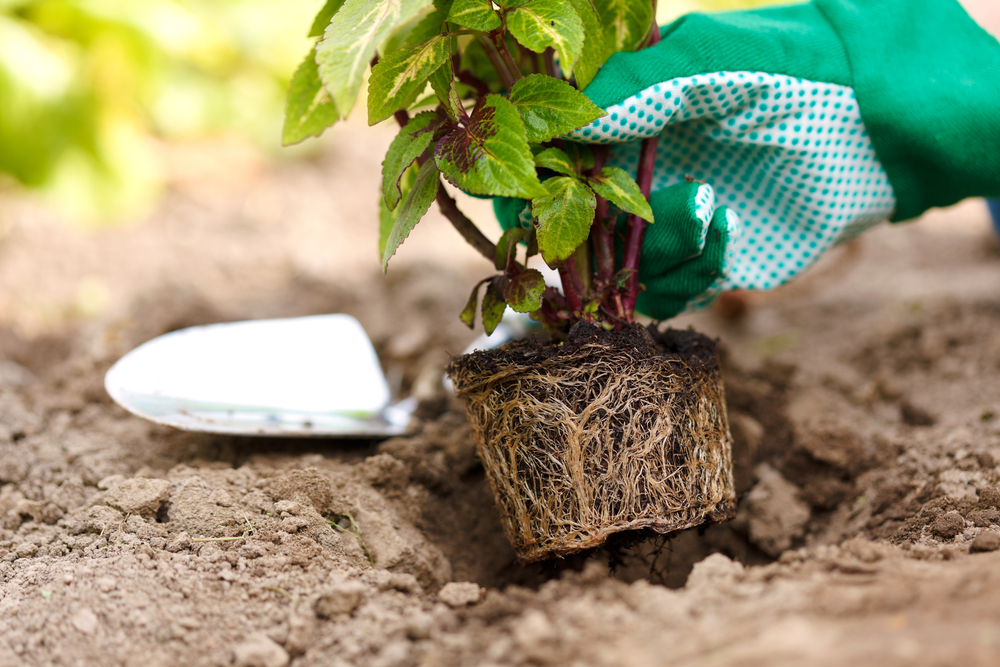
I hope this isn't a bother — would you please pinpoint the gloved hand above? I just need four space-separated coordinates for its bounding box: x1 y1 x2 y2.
497 0 1000 319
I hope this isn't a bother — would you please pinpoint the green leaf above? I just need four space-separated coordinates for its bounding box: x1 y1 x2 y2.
495 227 528 270
380 7 436 56
428 63 464 122
459 277 490 328
504 269 545 313
434 94 546 198
379 164 418 258
593 0 652 54
532 175 596 267
282 47 340 146
447 0 501 31
506 0 585 78
481 276 508 335
316 0 434 119
379 190 395 259
382 159 441 271
368 34 454 125
567 0 606 88
309 0 348 37
508 74 605 143
403 6 450 47
587 166 654 222
533 148 576 176
382 111 440 209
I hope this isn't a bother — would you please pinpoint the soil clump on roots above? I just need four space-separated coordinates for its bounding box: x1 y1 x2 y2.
448 322 735 563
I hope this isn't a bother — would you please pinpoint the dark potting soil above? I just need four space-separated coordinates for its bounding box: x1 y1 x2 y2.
447 320 721 379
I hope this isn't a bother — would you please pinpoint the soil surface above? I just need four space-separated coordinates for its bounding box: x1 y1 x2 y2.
2 119 1000 666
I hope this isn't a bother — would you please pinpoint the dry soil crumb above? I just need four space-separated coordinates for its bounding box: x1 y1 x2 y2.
438 582 483 607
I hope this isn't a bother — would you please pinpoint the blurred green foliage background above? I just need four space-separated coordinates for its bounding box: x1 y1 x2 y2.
0 0 317 225
0 0 784 226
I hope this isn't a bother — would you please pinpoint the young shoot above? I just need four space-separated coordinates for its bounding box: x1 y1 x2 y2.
283 0 662 337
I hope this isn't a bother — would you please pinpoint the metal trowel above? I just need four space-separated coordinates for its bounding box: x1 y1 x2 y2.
104 312 537 437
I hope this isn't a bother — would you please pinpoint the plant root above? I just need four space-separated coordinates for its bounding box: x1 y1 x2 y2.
448 322 736 563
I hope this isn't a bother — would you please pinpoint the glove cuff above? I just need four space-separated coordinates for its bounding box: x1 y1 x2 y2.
817 0 1000 220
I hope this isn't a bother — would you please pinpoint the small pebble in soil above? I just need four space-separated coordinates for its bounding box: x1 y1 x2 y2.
437 582 483 608
71 607 98 635
103 478 171 518
900 401 936 427
232 633 289 667
930 511 966 540
314 582 366 618
166 532 192 552
970 531 1000 553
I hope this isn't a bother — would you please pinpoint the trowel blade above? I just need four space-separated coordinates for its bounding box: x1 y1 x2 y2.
104 314 411 437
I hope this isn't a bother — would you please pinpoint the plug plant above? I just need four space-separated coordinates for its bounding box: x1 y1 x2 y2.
283 0 662 337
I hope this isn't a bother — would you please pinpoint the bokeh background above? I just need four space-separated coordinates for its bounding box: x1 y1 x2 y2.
0 0 787 224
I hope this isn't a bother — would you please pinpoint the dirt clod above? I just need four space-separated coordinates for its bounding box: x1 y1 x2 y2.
84 505 124 533
70 608 98 635
901 400 937 427
265 467 333 512
314 582 367 618
232 633 290 667
742 464 811 556
930 511 966 540
102 477 171 518
970 531 1000 553
438 581 483 607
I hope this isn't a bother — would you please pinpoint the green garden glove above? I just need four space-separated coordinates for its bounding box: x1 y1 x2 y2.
498 0 1000 319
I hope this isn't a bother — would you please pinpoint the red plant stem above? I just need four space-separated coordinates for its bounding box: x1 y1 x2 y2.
393 109 410 128
593 204 614 287
543 49 557 78
646 0 662 47
456 70 489 97
588 146 615 289
618 7 661 321
434 186 497 263
478 35 515 89
620 134 659 320
558 256 585 313
491 29 522 82
613 292 627 320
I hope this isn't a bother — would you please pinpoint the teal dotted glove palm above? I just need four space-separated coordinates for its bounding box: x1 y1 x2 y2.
498 0 1000 319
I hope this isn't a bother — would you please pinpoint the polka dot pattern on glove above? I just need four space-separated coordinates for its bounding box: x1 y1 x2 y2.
569 71 896 293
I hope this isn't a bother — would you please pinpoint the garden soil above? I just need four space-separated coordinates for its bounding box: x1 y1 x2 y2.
1 118 1000 666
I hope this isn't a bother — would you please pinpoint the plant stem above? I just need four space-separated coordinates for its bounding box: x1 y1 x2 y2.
619 135 659 321
558 256 585 313
574 242 592 294
491 29 522 82
618 5 661 321
435 186 497 263
393 109 410 128
543 48 557 78
478 35 515 89
645 0 662 47
456 70 489 97
588 145 615 291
